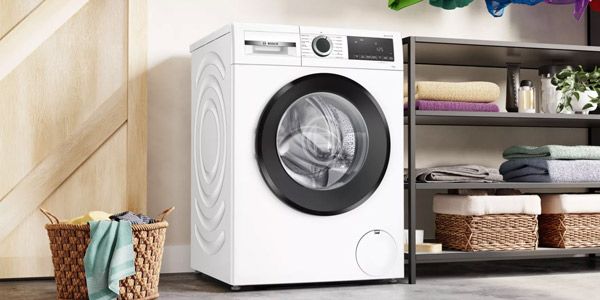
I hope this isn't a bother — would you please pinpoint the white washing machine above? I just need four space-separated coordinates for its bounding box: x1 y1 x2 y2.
190 23 404 287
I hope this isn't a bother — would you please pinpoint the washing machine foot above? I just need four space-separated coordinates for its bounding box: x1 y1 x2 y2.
387 278 400 284
230 285 242 291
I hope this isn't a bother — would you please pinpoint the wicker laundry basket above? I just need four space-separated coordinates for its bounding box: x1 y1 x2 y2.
41 207 174 300
435 214 538 252
539 213 600 248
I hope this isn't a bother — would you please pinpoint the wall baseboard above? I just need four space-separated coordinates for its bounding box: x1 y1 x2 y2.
161 244 193 273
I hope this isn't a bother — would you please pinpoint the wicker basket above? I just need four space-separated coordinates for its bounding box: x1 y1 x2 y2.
435 213 538 252
41 207 174 300
539 213 600 248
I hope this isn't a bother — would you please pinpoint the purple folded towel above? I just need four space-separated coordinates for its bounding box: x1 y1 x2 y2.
404 100 500 112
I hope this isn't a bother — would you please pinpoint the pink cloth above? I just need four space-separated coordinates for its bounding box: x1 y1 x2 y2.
404 100 500 112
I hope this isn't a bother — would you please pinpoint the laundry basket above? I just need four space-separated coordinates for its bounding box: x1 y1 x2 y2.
41 207 174 300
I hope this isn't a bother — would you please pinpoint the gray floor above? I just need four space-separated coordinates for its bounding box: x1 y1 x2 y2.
3 258 600 300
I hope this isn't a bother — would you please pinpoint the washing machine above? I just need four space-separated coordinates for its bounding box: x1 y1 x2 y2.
190 23 404 287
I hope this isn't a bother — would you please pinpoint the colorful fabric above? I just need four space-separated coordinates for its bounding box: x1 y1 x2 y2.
544 0 589 20
388 0 424 10
592 0 600 11
485 0 544 17
84 221 135 300
429 0 474 9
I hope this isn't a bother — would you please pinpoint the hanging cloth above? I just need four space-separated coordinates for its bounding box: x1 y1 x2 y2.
485 0 544 17
429 0 474 9
388 0 424 10
544 0 589 20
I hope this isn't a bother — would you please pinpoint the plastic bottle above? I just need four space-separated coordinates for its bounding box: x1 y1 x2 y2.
518 80 536 113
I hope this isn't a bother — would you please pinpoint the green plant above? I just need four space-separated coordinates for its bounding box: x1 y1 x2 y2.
551 66 600 112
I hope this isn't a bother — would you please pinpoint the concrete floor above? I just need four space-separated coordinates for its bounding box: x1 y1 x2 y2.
2 258 600 300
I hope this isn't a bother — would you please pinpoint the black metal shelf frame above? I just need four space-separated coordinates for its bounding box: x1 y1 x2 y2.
402 36 600 284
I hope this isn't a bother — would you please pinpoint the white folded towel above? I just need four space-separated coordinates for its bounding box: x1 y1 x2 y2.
541 194 600 214
433 194 541 216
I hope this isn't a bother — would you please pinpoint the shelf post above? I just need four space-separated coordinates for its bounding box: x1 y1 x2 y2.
406 37 417 284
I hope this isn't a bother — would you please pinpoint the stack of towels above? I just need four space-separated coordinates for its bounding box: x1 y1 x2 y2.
500 145 600 182
404 81 501 112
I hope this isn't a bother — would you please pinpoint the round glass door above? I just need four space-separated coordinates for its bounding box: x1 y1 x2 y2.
276 92 369 190
256 73 390 216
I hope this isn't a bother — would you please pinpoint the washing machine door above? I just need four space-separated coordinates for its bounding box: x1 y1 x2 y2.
256 73 390 216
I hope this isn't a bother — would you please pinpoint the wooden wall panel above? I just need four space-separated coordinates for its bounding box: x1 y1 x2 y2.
0 0 43 38
0 0 126 199
0 0 146 278
0 125 128 278
127 0 148 213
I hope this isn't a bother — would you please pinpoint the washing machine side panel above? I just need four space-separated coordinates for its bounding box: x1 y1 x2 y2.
231 65 404 285
190 32 234 284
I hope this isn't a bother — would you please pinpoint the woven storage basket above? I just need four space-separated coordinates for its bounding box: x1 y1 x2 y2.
539 213 600 248
41 207 174 300
435 213 538 251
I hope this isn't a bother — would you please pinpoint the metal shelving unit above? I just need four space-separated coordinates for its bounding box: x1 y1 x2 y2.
403 36 600 284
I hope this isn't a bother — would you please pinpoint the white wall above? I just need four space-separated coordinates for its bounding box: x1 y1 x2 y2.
147 0 587 272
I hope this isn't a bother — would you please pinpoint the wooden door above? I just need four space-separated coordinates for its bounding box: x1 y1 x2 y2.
0 0 147 278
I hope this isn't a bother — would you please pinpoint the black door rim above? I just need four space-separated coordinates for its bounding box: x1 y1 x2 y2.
256 73 390 216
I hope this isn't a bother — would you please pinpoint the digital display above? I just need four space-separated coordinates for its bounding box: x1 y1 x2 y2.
347 36 394 62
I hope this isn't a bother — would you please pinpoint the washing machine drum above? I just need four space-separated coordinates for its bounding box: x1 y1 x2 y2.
256 73 390 216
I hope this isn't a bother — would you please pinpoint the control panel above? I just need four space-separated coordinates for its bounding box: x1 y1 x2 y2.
301 32 394 62
347 36 394 62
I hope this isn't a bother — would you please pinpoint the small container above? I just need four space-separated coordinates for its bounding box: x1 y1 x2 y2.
539 65 566 114
506 63 520 112
518 80 536 113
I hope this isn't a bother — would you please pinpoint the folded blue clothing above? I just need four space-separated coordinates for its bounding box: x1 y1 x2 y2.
499 159 600 182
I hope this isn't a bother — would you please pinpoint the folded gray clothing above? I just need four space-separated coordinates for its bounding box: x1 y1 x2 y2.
416 165 503 183
499 159 600 182
110 211 154 224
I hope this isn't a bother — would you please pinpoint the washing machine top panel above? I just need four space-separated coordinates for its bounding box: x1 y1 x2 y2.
191 23 403 70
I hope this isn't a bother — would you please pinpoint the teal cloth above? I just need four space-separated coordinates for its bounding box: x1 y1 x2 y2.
84 220 135 300
388 0 424 10
503 145 600 160
430 0 474 9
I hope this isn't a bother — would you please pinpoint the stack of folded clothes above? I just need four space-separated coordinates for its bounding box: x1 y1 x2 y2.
404 81 501 112
500 145 600 182
416 164 503 183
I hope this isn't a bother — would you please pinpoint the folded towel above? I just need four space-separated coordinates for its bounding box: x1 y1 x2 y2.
500 159 600 182
503 145 600 160
407 81 500 102
433 194 541 216
403 99 500 112
84 221 135 300
416 165 503 183
541 194 600 214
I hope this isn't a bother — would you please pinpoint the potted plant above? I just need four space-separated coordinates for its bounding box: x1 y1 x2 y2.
552 66 600 113
551 65 600 114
